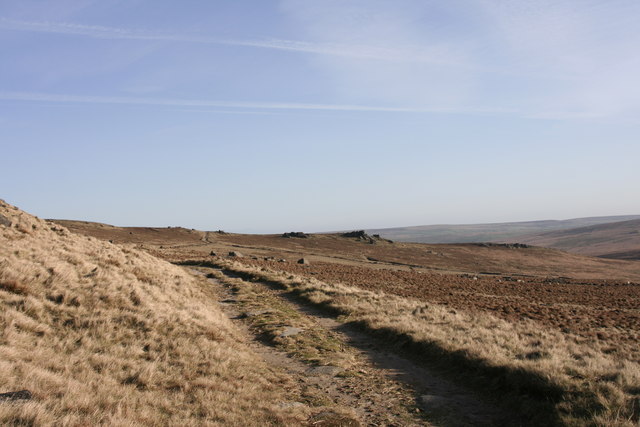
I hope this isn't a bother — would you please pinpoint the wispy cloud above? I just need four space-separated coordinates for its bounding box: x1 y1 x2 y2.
0 91 512 115
0 18 462 66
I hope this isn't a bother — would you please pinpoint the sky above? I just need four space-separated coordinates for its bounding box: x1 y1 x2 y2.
1 0 639 233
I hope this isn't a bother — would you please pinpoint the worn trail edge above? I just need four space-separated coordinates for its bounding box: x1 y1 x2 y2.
189 266 508 427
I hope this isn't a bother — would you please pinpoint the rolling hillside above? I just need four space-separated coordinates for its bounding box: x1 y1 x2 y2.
514 218 640 260
366 215 640 244
40 214 640 425
52 219 640 281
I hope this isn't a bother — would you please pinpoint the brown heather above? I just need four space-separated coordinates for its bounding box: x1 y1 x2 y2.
0 201 305 425
208 259 640 426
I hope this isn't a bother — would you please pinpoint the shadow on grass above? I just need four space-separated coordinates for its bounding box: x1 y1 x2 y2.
179 260 591 426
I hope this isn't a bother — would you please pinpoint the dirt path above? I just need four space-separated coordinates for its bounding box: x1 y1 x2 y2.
190 266 508 426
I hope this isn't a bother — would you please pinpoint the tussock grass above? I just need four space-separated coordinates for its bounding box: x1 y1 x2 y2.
198 259 640 426
0 201 306 425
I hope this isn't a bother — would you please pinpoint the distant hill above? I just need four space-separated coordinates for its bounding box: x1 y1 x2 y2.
366 215 640 245
51 218 640 281
514 219 640 260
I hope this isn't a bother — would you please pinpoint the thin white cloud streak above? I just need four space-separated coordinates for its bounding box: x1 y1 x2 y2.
176 109 286 116
0 91 512 115
0 17 573 81
0 18 463 67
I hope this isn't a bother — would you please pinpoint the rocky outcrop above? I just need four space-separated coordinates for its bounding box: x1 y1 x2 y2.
474 243 531 249
282 232 309 238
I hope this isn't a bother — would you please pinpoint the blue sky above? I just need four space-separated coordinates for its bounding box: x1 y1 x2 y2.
1 0 639 232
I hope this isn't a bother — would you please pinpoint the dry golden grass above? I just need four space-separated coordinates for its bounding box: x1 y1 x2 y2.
207 259 640 426
0 201 306 426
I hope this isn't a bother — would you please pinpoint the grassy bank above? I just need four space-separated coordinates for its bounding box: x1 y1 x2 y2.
0 201 306 425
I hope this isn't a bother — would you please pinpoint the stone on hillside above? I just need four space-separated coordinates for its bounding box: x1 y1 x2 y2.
0 214 11 227
277 401 306 409
341 230 369 239
228 251 243 258
279 327 302 338
209 251 217 256
297 258 310 265
282 232 309 238
341 230 376 243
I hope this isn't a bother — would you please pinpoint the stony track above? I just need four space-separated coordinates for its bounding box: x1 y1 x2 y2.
188 266 509 426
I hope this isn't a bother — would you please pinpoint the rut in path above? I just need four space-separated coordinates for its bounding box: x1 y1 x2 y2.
191 266 513 427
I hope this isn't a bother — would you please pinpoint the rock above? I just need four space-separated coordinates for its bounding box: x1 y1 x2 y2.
228 251 243 258
341 230 370 239
279 327 302 338
0 390 32 402
473 242 530 249
282 232 309 238
307 366 344 376
0 214 11 227
341 230 380 244
209 251 217 256
278 259 287 263
297 258 310 265
277 401 306 409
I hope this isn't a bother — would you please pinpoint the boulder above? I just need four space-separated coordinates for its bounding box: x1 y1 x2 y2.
297 258 310 265
228 251 243 258
279 327 303 338
282 232 309 238
0 214 11 227
341 230 376 243
341 230 369 239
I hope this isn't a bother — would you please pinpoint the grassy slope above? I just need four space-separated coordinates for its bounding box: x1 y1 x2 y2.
0 201 304 425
